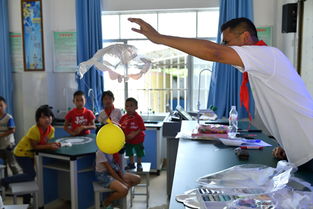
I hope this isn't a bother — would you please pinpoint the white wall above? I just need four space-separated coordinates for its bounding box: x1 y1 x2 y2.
301 0 313 96
102 0 219 11
8 0 77 140
254 0 298 64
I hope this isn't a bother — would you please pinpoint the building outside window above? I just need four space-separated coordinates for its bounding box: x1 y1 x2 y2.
101 9 219 114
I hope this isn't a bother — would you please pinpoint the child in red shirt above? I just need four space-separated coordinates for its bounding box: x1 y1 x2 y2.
119 98 146 171
64 90 96 136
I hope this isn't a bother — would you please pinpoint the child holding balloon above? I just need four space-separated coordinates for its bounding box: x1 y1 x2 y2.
97 90 124 166
95 149 141 209
119 97 146 171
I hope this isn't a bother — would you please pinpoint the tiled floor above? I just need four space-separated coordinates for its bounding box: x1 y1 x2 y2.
2 170 168 209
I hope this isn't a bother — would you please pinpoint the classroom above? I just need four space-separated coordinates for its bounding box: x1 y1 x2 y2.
0 0 312 208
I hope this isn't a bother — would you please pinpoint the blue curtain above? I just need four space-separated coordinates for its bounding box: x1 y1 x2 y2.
0 0 13 114
208 0 254 119
76 0 103 114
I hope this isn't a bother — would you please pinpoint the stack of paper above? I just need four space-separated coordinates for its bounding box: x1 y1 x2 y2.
218 138 272 147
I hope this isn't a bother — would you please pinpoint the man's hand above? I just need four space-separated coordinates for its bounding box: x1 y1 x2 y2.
272 147 287 160
128 18 161 44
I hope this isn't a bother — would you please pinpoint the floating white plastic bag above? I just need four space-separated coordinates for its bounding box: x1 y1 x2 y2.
78 44 152 82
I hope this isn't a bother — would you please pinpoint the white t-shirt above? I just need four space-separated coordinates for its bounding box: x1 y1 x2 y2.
95 150 113 172
97 108 122 124
0 113 15 149
231 45 313 166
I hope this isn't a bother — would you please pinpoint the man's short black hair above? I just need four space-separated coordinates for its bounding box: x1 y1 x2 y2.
35 105 54 123
101 90 115 101
126 97 138 106
221 17 258 40
0 96 6 103
73 90 85 99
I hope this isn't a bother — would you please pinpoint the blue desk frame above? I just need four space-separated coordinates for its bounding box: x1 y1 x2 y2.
35 135 97 209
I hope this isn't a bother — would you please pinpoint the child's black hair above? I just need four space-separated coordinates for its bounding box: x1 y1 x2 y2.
126 97 138 106
73 90 85 99
101 90 115 102
0 96 6 103
35 105 54 123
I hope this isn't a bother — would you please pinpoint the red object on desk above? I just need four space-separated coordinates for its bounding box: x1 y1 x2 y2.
240 146 264 150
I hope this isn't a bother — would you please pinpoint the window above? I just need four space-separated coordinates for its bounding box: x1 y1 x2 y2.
101 9 219 113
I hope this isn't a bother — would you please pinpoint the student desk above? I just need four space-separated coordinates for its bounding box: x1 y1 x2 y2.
169 121 313 209
35 134 97 209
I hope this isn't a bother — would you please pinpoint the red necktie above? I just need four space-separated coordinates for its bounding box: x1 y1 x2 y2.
240 40 267 121
38 125 52 145
113 153 120 165
104 105 114 119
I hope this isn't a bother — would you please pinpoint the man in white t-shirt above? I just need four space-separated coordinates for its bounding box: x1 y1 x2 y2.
128 17 313 169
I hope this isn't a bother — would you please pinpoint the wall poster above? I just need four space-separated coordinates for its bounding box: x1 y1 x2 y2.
53 32 77 72
21 0 45 71
257 26 272 46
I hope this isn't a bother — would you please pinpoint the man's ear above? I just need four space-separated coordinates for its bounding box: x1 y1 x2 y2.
243 31 253 43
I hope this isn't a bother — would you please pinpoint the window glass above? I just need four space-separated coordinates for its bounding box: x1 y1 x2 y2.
120 14 157 39
192 57 213 111
158 12 196 37
102 15 119 39
101 9 218 113
198 10 219 37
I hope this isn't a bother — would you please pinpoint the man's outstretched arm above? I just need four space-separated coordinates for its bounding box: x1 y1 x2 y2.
128 18 244 67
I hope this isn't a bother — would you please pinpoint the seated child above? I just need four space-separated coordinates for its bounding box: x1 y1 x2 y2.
96 149 140 209
1 105 60 204
97 90 123 166
64 90 96 136
119 98 146 171
0 96 20 175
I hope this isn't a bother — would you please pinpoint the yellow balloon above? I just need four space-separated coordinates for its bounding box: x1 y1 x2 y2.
96 119 125 154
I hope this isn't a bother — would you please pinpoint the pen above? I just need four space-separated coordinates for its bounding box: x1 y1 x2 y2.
242 139 261 143
240 146 264 150
236 134 257 138
238 129 262 132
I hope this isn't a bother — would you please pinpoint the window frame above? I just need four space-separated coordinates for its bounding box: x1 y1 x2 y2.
102 8 219 112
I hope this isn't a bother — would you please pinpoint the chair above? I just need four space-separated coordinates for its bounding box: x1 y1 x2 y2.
8 181 39 209
92 181 127 209
129 162 151 208
0 165 6 198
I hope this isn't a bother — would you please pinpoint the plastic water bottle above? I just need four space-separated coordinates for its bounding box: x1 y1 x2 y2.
228 106 238 138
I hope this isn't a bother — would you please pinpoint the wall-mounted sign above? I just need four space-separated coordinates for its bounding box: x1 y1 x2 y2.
257 26 272 46
9 33 24 72
53 32 77 72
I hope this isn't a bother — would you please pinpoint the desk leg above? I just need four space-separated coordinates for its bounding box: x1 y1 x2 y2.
146 172 150 208
0 166 5 199
35 154 44 208
70 160 78 209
